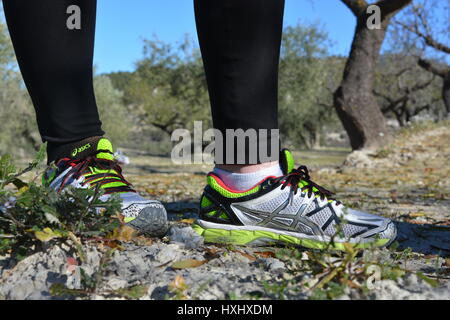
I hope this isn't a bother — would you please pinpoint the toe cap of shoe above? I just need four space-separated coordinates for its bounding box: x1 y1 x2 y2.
378 221 398 245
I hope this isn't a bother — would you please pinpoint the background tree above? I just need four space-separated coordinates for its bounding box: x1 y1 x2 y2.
374 54 443 126
0 20 39 155
395 0 450 117
334 0 412 150
0 19 135 157
279 23 343 149
93 75 133 146
110 26 342 152
121 36 211 138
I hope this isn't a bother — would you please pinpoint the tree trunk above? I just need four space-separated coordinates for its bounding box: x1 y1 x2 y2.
312 130 321 150
334 0 411 150
443 71 450 116
417 58 450 117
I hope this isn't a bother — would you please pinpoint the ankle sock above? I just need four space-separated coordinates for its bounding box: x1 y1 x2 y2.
212 163 283 191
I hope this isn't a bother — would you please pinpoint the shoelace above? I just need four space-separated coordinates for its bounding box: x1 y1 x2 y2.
272 165 341 205
57 149 135 194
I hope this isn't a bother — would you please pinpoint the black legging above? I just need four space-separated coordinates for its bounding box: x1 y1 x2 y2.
2 0 284 164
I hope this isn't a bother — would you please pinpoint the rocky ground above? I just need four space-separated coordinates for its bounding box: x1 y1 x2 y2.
1 122 449 300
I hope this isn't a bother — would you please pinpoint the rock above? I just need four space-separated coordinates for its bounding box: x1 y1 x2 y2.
155 244 182 264
0 245 71 300
259 258 285 272
342 150 376 169
362 273 450 300
167 226 204 249
106 278 128 291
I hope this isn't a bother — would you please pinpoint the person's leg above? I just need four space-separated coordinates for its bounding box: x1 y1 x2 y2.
2 0 104 162
3 0 168 236
194 0 284 187
193 0 397 248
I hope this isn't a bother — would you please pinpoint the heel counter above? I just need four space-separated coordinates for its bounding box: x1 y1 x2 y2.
198 190 232 223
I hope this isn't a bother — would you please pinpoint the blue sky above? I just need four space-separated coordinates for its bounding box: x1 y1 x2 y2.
94 0 356 74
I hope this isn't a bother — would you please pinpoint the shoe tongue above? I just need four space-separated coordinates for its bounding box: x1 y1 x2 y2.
279 149 295 175
279 149 317 192
68 137 114 161
95 138 114 161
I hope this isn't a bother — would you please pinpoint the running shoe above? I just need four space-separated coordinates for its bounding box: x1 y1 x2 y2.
42 137 168 237
193 149 397 250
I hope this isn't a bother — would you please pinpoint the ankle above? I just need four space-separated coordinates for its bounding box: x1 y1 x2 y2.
212 161 282 191
47 136 103 164
215 161 279 174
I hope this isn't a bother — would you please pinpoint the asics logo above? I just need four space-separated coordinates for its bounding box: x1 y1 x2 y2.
232 200 322 235
71 143 91 157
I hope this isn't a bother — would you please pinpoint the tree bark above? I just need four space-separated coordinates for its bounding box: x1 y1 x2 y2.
334 0 412 150
418 58 450 116
444 72 450 115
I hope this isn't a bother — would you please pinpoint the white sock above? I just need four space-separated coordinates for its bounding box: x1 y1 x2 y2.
212 163 283 191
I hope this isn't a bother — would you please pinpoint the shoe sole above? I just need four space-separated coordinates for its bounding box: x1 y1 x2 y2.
126 203 168 237
193 220 393 250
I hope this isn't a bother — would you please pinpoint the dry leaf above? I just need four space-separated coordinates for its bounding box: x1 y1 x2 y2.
115 212 126 224
344 279 361 289
204 247 219 255
203 247 221 260
169 275 188 292
234 250 256 261
109 225 137 242
133 236 154 246
104 240 123 250
171 259 208 269
410 212 426 217
255 251 276 258
179 219 195 224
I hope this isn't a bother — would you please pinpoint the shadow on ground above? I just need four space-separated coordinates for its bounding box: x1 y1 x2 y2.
394 221 450 257
164 200 199 221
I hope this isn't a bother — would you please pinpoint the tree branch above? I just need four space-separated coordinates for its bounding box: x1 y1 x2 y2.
409 75 435 93
373 89 393 103
396 19 450 54
374 88 409 114
341 0 368 16
375 0 412 16
418 58 449 78
151 113 182 135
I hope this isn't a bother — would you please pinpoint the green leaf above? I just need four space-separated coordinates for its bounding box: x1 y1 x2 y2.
416 272 439 288
33 143 47 166
0 154 16 187
49 283 88 297
34 227 63 242
115 285 149 299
